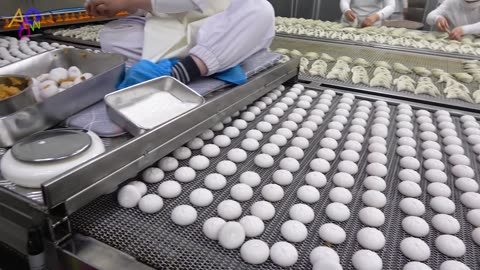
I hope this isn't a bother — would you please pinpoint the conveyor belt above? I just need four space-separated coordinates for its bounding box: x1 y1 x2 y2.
71 84 480 269
272 36 480 112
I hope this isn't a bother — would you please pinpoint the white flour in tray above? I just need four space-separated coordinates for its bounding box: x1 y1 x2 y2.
119 91 197 129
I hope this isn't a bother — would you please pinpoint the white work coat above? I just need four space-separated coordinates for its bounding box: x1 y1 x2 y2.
426 0 480 35
340 0 396 27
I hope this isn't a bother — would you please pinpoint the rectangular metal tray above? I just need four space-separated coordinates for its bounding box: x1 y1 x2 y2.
272 36 480 113
0 48 126 147
105 77 205 136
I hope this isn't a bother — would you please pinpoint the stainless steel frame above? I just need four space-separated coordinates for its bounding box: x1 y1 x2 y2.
276 32 480 61
0 59 299 259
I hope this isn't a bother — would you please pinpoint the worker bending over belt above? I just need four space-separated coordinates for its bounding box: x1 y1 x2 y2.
85 0 275 88
340 0 396 28
426 0 480 40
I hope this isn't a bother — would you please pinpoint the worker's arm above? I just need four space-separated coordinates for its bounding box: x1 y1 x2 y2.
462 21 480 35
376 0 395 20
426 0 451 26
340 0 352 13
85 0 205 17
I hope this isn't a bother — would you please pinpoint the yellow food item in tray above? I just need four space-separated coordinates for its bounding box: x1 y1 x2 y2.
0 83 21 100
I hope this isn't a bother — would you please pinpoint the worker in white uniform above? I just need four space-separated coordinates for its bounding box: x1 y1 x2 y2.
85 0 275 87
426 0 480 40
340 0 396 27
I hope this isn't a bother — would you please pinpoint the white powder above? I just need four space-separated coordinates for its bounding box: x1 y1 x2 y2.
119 91 197 129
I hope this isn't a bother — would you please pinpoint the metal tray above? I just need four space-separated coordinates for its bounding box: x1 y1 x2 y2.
105 77 205 136
71 84 480 270
272 36 480 113
0 48 126 147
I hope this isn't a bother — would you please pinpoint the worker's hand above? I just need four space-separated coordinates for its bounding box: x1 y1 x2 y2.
449 27 464 40
345 10 357 22
436 16 450 32
85 0 129 17
362 14 380 27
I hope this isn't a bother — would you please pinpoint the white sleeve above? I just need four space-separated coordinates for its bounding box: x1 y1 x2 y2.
426 0 452 26
340 0 352 13
403 0 408 8
463 22 480 35
190 0 275 75
151 0 211 14
377 0 395 19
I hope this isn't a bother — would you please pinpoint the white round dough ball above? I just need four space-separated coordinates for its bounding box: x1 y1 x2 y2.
318 223 346 244
280 157 300 172
400 157 420 170
189 155 210 171
359 207 385 227
230 184 254 202
158 157 179 172
435 235 466 257
427 182 451 197
264 114 280 124
329 187 353 204
241 111 255 122
472 228 480 246
270 242 298 267
362 190 387 208
320 137 339 150
189 188 214 207
262 184 284 202
261 143 281 156
351 250 382 270
240 240 269 265
432 214 460 234
276 128 294 141
174 167 196 183
326 202 351 222
173 147 192 160
171 205 197 226
460 192 480 209
425 169 448 183
216 160 237 176
297 127 314 139
255 154 275 168
449 154 471 166
357 227 385 251
398 169 421 183
273 170 294 186
233 119 248 129
317 148 336 161
400 237 431 261
282 120 298 131
396 145 416 157
250 201 275 220
204 173 227 190
200 129 215 140
257 121 273 132
452 164 475 178
402 216 430 237
302 120 318 131
399 137 417 148
367 152 388 165
281 219 308 242
305 171 327 188
467 209 480 227
289 203 315 224
398 181 422 197
423 159 445 171
269 134 288 147
239 215 265 238
118 185 142 208
292 137 309 149
363 176 387 191
217 200 242 220
218 221 245 249
203 217 226 240
310 246 340 265
157 181 182 198
439 261 471 270
340 149 360 162
455 177 479 192
366 163 388 177
142 167 165 183
285 146 304 160
430 196 456 214
297 185 320 203
310 158 331 173
239 171 261 187
288 113 303 124
187 137 204 150
333 172 355 188
213 135 231 148
445 145 465 156
224 126 240 138
338 160 359 175
368 143 387 154
246 129 263 141
443 136 463 146
211 122 224 131
227 148 247 163
400 198 425 216
202 144 221 158
347 132 365 143
269 107 285 117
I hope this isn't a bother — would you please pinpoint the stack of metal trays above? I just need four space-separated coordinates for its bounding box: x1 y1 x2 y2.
71 84 480 270
272 36 480 112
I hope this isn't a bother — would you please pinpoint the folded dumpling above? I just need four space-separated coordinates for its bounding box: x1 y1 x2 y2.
393 63 412 74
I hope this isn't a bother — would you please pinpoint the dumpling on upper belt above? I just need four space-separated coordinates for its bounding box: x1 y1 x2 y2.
393 63 412 74
321 53 336 63
452 73 474 83
337 56 353 64
412 67 432 77
304 52 320 61
374 61 392 70
353 58 372 68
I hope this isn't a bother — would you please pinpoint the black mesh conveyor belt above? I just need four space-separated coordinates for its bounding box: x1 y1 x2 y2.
71 84 480 270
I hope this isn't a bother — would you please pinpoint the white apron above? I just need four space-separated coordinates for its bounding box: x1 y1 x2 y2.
342 0 383 27
142 0 231 63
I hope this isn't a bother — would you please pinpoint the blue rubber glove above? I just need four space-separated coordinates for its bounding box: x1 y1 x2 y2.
117 58 178 89
213 65 247 85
